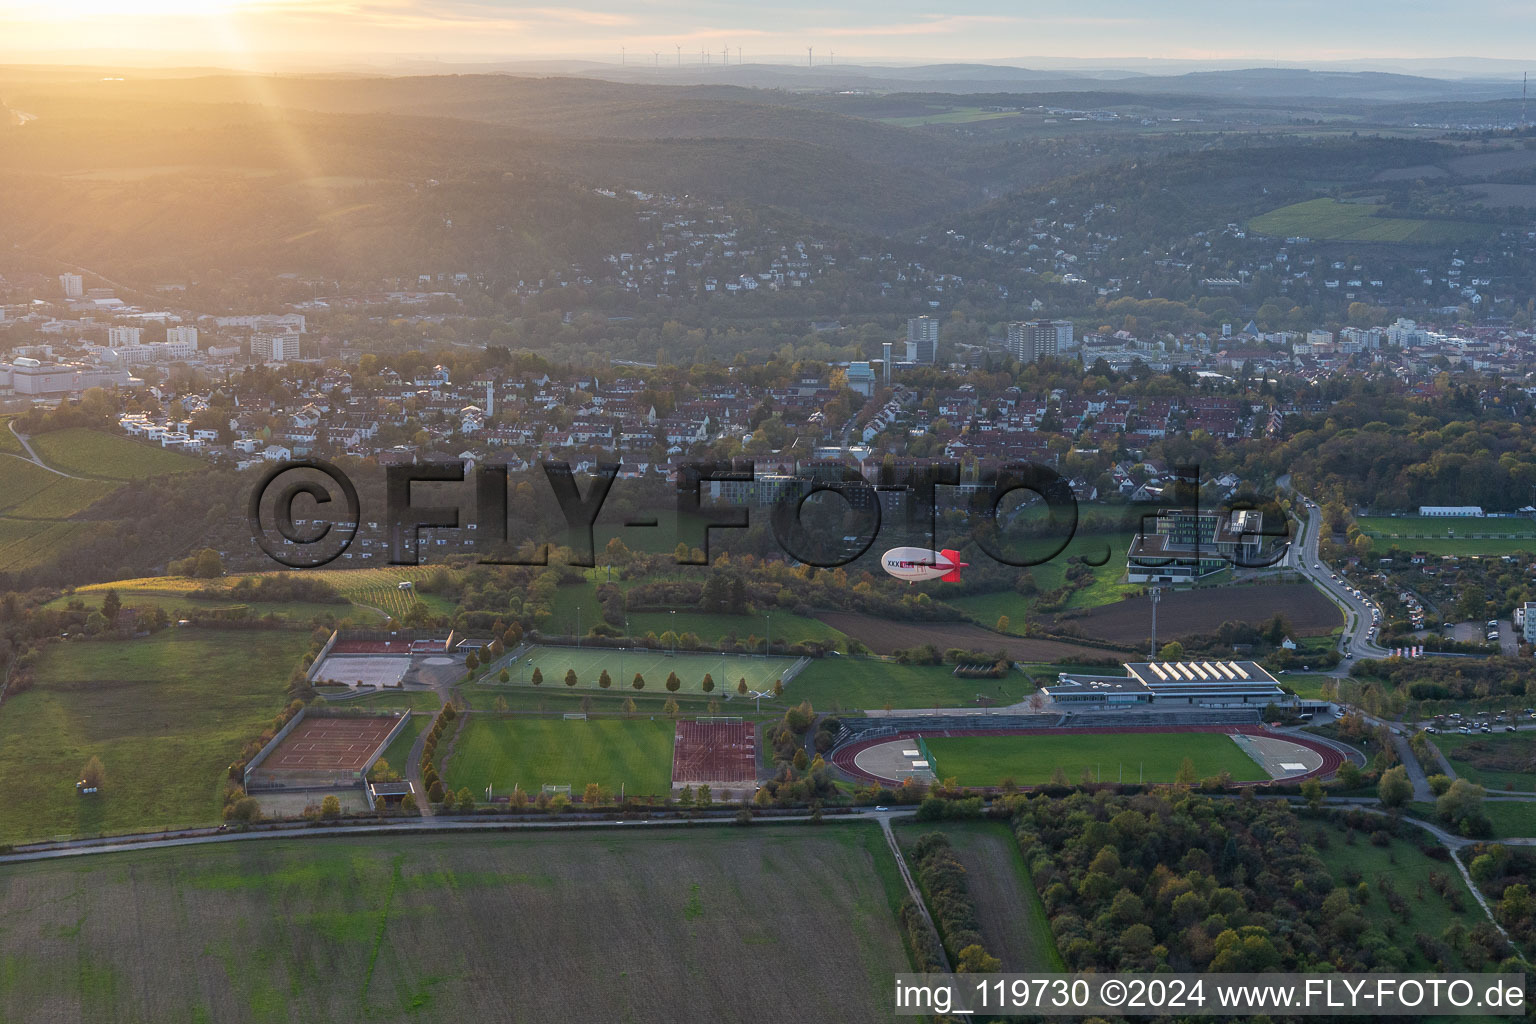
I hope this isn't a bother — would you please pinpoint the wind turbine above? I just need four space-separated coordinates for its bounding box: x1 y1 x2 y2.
620 46 625 66
807 46 812 68
676 45 681 67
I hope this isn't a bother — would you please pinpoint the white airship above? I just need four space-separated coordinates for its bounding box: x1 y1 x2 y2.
880 547 968 584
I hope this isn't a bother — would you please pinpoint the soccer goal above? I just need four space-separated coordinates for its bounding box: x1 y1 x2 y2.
562 713 588 721
541 784 572 795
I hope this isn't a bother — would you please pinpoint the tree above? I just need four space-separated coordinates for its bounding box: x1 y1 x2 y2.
428 780 445 802
1159 641 1185 661
583 782 604 806
663 698 680 717
440 789 456 811
101 589 121 625
952 945 1001 976
498 668 510 683
666 671 681 692
225 796 261 823
493 696 509 713
1436 778 1486 828
81 755 106 789
531 667 543 685
697 784 712 808
400 793 418 815
701 673 714 693
321 794 342 818
1378 765 1413 808
564 668 578 688
1176 757 1197 785
1336 760 1363 788
456 787 475 811
623 697 637 717
1300 778 1324 809
772 678 784 698
995 614 1010 633
464 650 479 672
599 669 612 689
193 548 224 578
632 672 645 690
737 678 748 695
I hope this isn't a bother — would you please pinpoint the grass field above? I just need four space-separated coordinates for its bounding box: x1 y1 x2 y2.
894 820 1063 971
878 106 1022 127
0 457 113 517
1357 515 1536 556
0 828 913 1023
1411 801 1536 840
1313 818 1490 968
948 530 1141 631
29 428 201 479
789 657 1030 711
442 716 676 796
922 731 1268 786
1250 198 1494 244
1430 733 1536 791
548 581 845 647
489 643 797 696
0 517 109 571
376 713 428 775
47 575 377 625
0 629 310 843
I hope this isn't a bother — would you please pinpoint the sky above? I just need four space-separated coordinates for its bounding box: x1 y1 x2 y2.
2 1 1534 68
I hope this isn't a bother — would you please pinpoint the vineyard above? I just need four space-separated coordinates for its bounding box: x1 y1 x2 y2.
311 567 444 619
29 429 201 480
0 459 114 518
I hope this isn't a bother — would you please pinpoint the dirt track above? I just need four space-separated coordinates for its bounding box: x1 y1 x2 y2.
814 612 1127 662
1048 582 1340 646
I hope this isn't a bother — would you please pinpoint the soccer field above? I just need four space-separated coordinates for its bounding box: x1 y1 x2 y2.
496 644 796 695
922 731 1267 787
444 717 676 796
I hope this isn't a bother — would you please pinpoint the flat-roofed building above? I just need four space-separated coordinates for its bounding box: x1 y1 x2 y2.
1041 660 1289 707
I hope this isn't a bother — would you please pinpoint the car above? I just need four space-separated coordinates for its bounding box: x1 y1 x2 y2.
1489 620 1500 628
1425 726 1437 734
1507 725 1518 733
1460 726 1472 734
1345 652 1354 659
874 806 888 812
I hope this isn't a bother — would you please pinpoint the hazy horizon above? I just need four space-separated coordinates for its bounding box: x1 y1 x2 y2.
2 1 1534 73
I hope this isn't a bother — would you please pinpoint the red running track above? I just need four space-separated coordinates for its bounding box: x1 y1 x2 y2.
829 724 1344 788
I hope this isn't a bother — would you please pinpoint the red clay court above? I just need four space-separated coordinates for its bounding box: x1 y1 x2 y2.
672 721 758 786
266 715 400 773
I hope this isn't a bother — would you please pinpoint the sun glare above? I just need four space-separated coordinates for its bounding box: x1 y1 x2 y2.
10 0 256 18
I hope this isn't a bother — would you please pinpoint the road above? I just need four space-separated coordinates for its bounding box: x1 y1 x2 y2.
1277 477 1392 663
0 806 909 865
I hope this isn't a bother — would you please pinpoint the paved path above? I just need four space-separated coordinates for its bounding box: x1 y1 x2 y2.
404 709 438 817
877 814 951 971
5 421 84 479
1277 478 1392 663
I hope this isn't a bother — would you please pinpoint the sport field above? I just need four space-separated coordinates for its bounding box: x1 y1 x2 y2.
29 428 201 480
490 643 797 696
0 629 310 843
443 716 675 795
894 820 1063 971
0 828 912 1023
1249 198 1494 244
789 657 1031 711
922 731 1268 787
1357 515 1536 556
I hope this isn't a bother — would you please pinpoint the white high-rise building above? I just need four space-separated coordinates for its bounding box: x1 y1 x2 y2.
59 273 84 299
1007 320 1073 364
166 325 198 348
107 326 143 348
905 316 939 363
251 334 301 362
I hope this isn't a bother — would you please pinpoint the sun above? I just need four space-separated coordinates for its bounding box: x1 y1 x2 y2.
7 0 258 18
